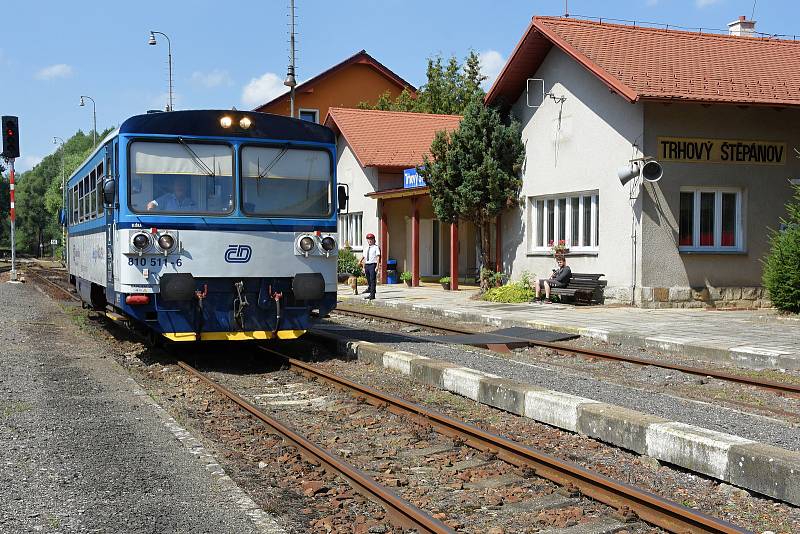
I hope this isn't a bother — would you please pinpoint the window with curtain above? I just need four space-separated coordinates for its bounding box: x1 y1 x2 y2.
678 188 743 251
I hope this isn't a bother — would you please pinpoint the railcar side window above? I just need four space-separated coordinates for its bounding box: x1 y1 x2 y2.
96 162 104 215
240 146 331 217
129 141 234 214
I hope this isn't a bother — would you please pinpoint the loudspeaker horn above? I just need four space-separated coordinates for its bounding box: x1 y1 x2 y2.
617 159 663 185
617 162 641 186
641 160 663 183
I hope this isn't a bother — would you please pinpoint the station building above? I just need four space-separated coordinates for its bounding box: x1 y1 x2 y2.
487 16 800 307
326 108 486 287
255 50 415 123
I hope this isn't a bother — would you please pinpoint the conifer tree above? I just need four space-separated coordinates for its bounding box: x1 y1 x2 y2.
421 97 524 271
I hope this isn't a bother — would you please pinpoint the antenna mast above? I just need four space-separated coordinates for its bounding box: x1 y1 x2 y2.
284 0 298 118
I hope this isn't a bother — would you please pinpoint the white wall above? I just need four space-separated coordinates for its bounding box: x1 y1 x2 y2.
504 47 644 301
335 137 379 256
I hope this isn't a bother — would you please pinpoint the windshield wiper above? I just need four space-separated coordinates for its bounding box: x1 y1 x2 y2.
177 137 216 177
257 146 289 179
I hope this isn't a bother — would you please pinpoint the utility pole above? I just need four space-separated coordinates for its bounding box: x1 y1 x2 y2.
284 0 298 117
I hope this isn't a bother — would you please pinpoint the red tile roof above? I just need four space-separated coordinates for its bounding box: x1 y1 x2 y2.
253 50 415 112
325 108 461 170
486 16 800 107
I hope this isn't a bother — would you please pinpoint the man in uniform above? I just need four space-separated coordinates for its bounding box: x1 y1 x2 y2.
359 233 381 300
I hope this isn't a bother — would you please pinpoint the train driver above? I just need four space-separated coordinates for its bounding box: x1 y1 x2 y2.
146 177 196 211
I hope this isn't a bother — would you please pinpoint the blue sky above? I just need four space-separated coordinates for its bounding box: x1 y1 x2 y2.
2 0 799 172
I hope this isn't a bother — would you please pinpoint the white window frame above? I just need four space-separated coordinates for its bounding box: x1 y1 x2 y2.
678 187 744 253
298 108 319 124
528 191 599 253
338 211 363 250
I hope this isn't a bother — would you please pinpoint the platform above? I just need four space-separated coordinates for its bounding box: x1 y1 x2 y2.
339 283 800 369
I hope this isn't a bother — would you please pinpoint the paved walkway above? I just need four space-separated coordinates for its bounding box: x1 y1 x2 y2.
339 283 800 369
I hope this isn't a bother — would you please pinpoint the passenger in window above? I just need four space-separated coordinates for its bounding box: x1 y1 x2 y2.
535 255 571 303
146 177 195 211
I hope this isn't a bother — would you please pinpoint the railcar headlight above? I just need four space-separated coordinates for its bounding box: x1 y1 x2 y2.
158 234 175 251
220 116 232 128
298 236 315 252
132 233 150 250
239 117 252 129
320 236 336 252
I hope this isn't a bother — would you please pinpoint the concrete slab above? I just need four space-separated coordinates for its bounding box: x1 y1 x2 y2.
525 390 601 432
645 422 754 480
577 403 668 455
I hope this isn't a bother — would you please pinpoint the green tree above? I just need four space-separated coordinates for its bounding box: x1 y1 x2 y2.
762 185 800 312
421 97 524 272
358 51 487 115
9 129 109 254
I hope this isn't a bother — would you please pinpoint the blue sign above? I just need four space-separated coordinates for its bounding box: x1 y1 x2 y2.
403 167 426 189
225 244 252 263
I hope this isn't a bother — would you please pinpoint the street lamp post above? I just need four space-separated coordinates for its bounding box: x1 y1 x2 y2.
148 30 174 111
54 136 66 265
79 96 97 146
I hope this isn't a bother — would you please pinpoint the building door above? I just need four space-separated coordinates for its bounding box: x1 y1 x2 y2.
405 218 440 277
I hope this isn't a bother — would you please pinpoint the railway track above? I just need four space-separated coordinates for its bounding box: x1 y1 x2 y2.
333 304 800 397
236 346 744 534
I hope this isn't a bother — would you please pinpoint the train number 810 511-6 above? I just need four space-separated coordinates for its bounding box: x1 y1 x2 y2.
128 257 183 267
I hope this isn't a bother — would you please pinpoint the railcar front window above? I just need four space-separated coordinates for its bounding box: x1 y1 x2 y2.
241 146 331 217
129 141 234 214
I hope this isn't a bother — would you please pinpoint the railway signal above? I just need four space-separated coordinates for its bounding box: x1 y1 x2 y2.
2 116 20 159
2 115 19 282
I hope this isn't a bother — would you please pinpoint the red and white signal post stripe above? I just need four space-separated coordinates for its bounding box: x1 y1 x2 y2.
8 158 17 281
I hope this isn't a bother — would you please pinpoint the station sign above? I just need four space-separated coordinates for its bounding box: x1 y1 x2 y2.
403 167 426 189
658 136 786 165
51 239 59 245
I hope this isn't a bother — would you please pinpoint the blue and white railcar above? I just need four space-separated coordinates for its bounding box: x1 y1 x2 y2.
66 110 342 341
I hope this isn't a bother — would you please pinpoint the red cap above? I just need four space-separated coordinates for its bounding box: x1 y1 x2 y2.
366 233 375 239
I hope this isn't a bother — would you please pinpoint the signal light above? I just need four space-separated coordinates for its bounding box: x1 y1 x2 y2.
1 116 20 159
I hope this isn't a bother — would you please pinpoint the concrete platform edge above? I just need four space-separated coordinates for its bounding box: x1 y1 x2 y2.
311 328 800 505
344 297 800 370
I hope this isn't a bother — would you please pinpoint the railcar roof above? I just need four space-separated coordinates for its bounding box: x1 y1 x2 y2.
119 109 335 144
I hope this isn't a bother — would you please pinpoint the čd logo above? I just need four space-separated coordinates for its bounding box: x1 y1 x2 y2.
225 244 252 263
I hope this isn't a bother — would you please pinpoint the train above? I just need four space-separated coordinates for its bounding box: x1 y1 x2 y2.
66 109 345 342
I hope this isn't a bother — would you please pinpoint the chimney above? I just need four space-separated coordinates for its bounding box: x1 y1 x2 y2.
728 15 756 37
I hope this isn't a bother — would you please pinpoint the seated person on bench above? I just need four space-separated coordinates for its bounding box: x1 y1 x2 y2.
535 255 571 303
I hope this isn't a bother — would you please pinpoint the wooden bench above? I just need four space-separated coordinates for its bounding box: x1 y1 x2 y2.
548 273 607 305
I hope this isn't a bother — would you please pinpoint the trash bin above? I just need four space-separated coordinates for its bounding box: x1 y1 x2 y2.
385 259 398 284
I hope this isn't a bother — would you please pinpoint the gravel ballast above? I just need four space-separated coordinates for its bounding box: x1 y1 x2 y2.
0 281 272 533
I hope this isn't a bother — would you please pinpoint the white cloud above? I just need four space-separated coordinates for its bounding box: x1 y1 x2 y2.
478 50 506 90
19 155 43 171
696 0 722 7
241 72 288 108
35 63 73 80
191 69 233 88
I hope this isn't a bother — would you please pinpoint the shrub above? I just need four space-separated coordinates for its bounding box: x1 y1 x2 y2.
481 271 536 303
763 185 800 313
439 276 451 283
337 247 363 277
400 271 413 282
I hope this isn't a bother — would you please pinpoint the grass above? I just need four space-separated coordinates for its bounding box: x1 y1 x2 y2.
1 401 32 417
